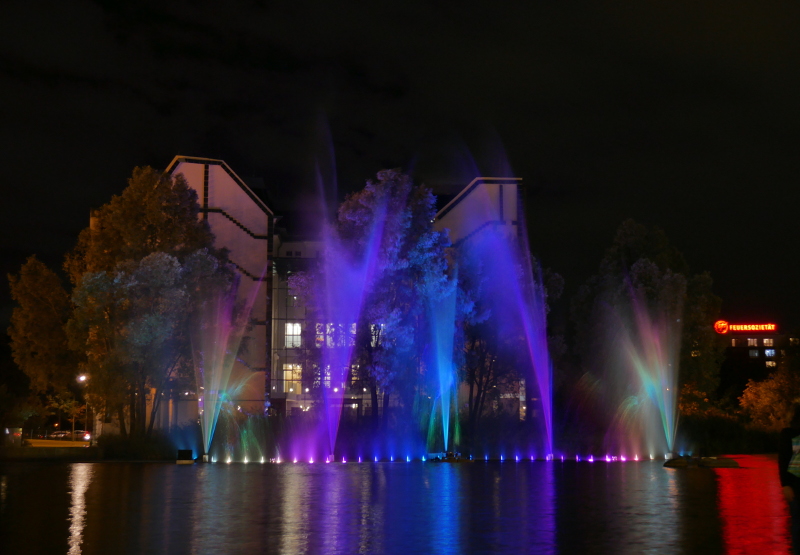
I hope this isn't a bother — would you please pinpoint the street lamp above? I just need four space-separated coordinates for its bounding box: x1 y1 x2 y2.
76 374 92 442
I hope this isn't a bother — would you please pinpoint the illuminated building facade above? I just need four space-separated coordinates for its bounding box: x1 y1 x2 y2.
167 156 524 418
714 320 794 400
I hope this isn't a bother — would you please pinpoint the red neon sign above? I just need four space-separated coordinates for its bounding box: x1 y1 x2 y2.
714 320 777 334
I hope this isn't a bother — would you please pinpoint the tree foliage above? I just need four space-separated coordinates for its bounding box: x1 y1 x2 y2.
9 166 230 440
291 169 452 425
8 256 77 393
569 219 723 409
739 366 800 431
64 166 215 285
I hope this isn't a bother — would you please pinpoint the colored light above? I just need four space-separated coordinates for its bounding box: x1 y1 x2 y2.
406 456 410 462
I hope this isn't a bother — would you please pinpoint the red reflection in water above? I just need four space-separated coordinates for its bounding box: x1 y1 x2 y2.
714 455 791 554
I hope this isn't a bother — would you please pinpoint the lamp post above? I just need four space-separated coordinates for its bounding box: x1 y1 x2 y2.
76 374 92 443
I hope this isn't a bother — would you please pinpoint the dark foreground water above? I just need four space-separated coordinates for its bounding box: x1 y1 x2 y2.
0 454 789 554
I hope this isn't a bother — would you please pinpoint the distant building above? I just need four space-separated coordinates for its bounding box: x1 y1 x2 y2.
713 319 795 400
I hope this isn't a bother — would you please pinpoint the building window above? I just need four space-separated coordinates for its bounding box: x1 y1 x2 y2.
286 251 293 257
315 322 356 347
283 363 302 393
731 339 737 347
763 338 774 347
766 361 777 368
285 323 302 348
791 338 800 346
749 349 759 358
765 349 776 358
747 338 758 347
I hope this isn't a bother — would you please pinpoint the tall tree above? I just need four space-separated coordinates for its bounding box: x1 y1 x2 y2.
291 169 452 427
64 166 215 285
67 250 231 438
568 219 723 449
8 256 76 393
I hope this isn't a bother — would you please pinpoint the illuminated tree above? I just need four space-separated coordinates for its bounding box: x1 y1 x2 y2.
291 169 452 427
64 166 215 285
8 256 77 393
739 366 800 431
67 250 231 438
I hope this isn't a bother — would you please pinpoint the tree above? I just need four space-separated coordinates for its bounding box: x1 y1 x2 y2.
567 219 723 450
291 169 452 428
64 166 215 285
67 250 231 438
8 256 77 393
739 367 800 431
9 166 230 441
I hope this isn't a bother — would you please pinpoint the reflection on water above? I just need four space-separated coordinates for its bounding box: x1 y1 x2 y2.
715 455 790 555
0 455 790 554
68 464 94 555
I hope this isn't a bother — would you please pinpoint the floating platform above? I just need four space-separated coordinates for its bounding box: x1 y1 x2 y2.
428 452 471 463
664 456 740 468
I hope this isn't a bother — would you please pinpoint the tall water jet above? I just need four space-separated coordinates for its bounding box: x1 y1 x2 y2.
429 286 458 451
601 260 685 457
193 273 264 459
437 175 553 457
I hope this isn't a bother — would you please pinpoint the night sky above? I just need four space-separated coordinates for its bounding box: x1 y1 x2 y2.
1 1 799 334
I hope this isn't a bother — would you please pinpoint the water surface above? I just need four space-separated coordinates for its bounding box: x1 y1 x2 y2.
0 454 788 554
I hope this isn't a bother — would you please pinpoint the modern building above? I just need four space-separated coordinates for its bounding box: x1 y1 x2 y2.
713 319 795 399
166 156 526 420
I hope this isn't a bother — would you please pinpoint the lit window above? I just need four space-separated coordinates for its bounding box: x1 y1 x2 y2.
765 349 776 358
749 349 759 358
731 339 737 347
691 350 700 357
763 338 774 347
747 338 758 347
283 364 302 392
766 361 777 368
791 338 799 346
285 323 302 348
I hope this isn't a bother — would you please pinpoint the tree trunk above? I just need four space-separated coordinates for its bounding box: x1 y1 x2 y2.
117 404 128 439
137 381 147 437
146 386 162 439
382 389 390 429
370 385 379 429
129 388 137 438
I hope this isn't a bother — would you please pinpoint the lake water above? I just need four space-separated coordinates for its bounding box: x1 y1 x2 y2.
0 454 789 554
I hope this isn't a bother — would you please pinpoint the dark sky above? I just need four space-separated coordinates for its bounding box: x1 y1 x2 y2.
1 0 799 331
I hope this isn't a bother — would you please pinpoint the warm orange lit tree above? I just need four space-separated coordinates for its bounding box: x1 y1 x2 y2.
8 256 77 393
